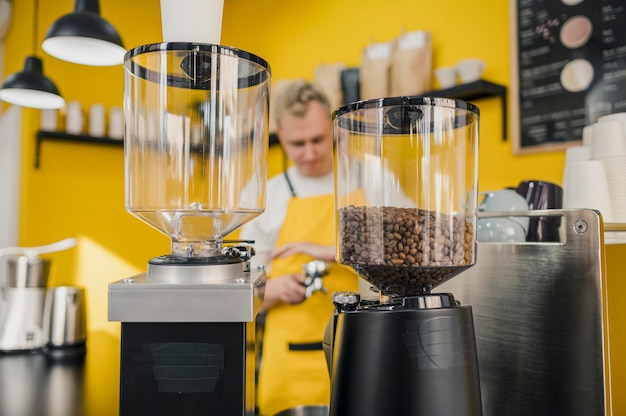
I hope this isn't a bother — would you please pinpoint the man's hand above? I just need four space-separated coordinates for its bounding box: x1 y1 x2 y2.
272 242 335 262
261 273 307 311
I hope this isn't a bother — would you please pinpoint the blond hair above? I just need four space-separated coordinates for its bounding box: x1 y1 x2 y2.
274 80 331 127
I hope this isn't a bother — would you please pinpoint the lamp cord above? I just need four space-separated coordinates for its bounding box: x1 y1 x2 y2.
32 0 38 55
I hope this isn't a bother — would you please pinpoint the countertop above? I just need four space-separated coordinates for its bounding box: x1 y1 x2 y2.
0 331 120 416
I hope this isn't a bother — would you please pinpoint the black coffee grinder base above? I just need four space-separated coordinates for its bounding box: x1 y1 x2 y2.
328 294 482 416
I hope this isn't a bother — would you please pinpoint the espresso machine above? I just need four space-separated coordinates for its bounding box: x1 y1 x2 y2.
107 42 271 415
326 97 482 415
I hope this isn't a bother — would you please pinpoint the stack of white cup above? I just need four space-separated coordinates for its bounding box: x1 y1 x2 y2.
563 112 626 225
595 113 626 223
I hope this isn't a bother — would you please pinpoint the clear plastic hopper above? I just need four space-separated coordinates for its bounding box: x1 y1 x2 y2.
124 43 271 258
333 97 479 296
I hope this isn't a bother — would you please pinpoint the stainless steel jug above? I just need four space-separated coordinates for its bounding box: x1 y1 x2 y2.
42 286 87 359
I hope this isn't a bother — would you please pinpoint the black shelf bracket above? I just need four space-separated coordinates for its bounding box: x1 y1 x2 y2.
423 80 508 141
35 130 123 169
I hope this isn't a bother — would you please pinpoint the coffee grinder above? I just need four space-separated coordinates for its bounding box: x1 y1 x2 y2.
326 97 482 415
107 43 271 415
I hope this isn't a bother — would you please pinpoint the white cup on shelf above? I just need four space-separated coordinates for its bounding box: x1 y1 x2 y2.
40 109 58 131
65 101 83 135
434 67 457 89
455 58 486 83
88 104 106 137
108 106 124 139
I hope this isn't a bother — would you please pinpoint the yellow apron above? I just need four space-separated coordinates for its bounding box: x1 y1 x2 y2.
256 193 358 416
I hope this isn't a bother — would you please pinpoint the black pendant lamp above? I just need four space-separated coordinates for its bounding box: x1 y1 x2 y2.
42 0 125 67
0 0 65 109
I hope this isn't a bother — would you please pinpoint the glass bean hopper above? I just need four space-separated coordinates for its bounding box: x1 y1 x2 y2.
326 97 483 416
108 43 270 415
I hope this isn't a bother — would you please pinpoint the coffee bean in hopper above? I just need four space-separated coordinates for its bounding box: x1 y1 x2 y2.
338 205 474 295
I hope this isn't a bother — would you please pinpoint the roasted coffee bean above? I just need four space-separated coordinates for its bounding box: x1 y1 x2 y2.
338 205 475 295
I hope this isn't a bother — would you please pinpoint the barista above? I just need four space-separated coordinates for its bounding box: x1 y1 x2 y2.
239 80 359 416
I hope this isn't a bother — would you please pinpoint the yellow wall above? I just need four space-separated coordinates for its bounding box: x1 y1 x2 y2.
4 0 568 338
5 1 626 413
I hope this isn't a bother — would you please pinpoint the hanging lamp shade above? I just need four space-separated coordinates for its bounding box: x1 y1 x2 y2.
42 0 125 66
0 56 65 109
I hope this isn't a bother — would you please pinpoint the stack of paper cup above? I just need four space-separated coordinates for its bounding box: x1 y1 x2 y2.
564 159 613 222
562 145 591 210
598 112 626 134
590 117 626 222
581 124 593 147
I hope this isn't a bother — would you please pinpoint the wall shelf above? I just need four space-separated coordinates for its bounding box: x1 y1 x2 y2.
35 130 123 169
423 79 508 141
35 82 505 168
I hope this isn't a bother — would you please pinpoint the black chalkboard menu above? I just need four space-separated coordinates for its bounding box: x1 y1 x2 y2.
511 0 626 153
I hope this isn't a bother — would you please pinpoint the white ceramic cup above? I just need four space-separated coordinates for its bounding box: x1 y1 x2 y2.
455 58 486 83
65 101 83 135
590 120 626 159
478 189 530 234
108 106 124 139
40 109 58 131
88 104 106 137
160 0 224 44
479 189 529 212
434 67 457 89
477 217 527 243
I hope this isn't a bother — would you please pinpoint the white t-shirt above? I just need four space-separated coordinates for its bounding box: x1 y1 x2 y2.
239 166 334 272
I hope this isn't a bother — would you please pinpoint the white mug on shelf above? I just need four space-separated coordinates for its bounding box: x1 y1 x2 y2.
434 67 457 89
40 109 58 131
108 106 124 139
455 58 486 83
88 104 106 137
65 101 84 135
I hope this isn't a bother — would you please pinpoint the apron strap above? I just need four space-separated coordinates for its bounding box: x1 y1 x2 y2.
288 341 323 351
283 171 297 198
